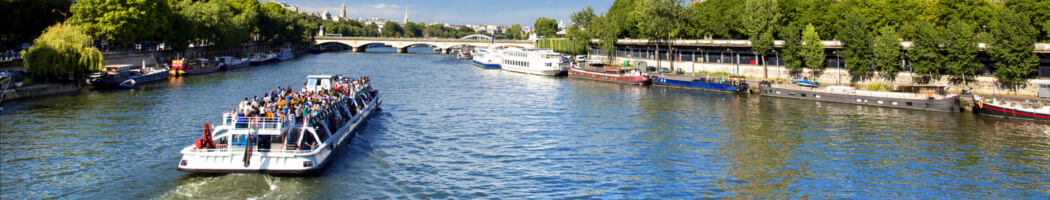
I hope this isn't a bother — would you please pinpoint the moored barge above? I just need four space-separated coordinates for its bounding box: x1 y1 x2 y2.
759 83 960 112
177 75 381 174
973 95 1050 121
568 64 650 85
651 74 749 93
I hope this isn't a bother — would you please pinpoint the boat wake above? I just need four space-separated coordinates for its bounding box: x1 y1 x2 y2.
158 173 320 199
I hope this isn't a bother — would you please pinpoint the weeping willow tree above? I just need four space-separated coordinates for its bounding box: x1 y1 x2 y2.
22 23 103 82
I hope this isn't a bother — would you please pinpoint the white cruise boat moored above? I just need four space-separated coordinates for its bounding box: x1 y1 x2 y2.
177 75 381 174
471 48 502 69
499 48 568 76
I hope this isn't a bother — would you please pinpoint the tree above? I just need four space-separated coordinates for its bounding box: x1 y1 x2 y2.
22 23 103 82
988 8 1039 87
364 22 380 37
944 19 979 86
838 10 873 79
686 0 746 39
0 0 74 47
801 24 825 77
779 25 803 72
382 21 403 37
590 14 620 63
636 0 684 70
570 6 596 29
744 0 779 78
403 22 422 38
909 20 942 79
872 26 903 81
68 0 173 43
506 24 523 40
1004 0 1050 41
936 0 993 26
458 26 475 37
534 18 558 38
608 0 644 38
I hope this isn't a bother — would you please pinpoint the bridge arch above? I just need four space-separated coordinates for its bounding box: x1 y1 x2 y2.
460 34 492 40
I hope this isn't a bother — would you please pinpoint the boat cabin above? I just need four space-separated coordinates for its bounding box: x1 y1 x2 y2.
100 64 134 78
304 75 334 92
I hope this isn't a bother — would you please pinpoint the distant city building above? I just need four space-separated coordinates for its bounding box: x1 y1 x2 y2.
403 7 409 24
322 9 332 20
340 3 346 19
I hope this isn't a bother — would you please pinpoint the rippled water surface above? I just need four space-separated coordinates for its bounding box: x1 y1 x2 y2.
3 47 1050 199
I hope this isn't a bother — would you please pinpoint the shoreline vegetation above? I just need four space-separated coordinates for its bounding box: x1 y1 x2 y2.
537 0 1049 94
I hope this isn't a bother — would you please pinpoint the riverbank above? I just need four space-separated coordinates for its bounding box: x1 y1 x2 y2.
589 55 1050 97
1 83 80 103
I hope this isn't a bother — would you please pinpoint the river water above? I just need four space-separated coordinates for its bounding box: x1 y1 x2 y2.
2 47 1049 199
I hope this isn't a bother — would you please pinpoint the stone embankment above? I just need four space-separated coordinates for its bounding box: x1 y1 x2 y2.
2 84 81 103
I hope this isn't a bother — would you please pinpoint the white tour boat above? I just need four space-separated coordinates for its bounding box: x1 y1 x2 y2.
499 48 568 76
471 48 502 69
177 75 381 174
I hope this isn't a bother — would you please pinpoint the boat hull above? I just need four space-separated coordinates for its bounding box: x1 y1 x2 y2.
759 85 960 112
89 77 130 88
501 66 565 76
568 67 649 85
120 71 168 88
250 58 278 66
219 62 250 70
177 94 382 174
651 75 747 93
472 60 501 69
973 99 1050 121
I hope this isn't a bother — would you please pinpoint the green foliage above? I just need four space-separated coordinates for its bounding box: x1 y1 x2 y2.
382 21 403 37
839 10 873 77
779 25 803 70
1004 0 1050 41
686 0 746 39
936 0 993 27
872 27 902 80
570 6 596 30
364 23 380 37
608 0 644 38
534 17 558 38
589 14 620 63
23 23 103 81
505 24 523 40
403 22 422 38
458 26 475 36
909 20 942 77
69 0 174 43
744 0 778 78
865 82 889 91
801 24 825 73
944 19 979 83
988 8 1039 86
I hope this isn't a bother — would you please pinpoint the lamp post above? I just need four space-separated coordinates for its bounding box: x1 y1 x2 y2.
834 50 840 85
52 9 67 21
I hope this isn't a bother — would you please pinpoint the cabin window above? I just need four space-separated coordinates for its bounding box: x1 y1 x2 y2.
856 98 862 102
775 91 781 94
320 79 331 88
815 95 821 99
906 102 913 106
877 100 884 104
892 101 898 105
307 78 318 87
789 92 795 96
801 93 807 97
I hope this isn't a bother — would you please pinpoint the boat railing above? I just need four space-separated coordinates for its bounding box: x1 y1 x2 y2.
221 113 290 130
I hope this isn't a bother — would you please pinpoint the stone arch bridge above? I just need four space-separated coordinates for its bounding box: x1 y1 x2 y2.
314 36 536 53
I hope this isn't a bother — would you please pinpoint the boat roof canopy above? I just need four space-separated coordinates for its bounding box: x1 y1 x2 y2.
307 75 334 79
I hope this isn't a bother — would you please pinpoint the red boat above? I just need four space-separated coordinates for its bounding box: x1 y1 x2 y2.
973 95 1050 122
169 58 220 77
568 65 650 85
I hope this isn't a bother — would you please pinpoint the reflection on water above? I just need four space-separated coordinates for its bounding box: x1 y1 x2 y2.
2 48 1049 199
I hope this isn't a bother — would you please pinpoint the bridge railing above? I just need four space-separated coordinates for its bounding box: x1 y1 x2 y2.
315 36 533 43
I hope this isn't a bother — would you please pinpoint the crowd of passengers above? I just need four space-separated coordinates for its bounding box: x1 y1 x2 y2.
233 75 373 125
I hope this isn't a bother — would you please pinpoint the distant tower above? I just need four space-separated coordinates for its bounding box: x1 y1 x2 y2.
340 3 346 19
403 7 409 24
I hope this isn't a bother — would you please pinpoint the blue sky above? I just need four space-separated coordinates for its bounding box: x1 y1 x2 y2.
278 0 614 27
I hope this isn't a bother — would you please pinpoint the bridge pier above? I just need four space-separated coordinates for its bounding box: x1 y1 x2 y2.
351 47 366 52
397 47 407 53
441 49 450 54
